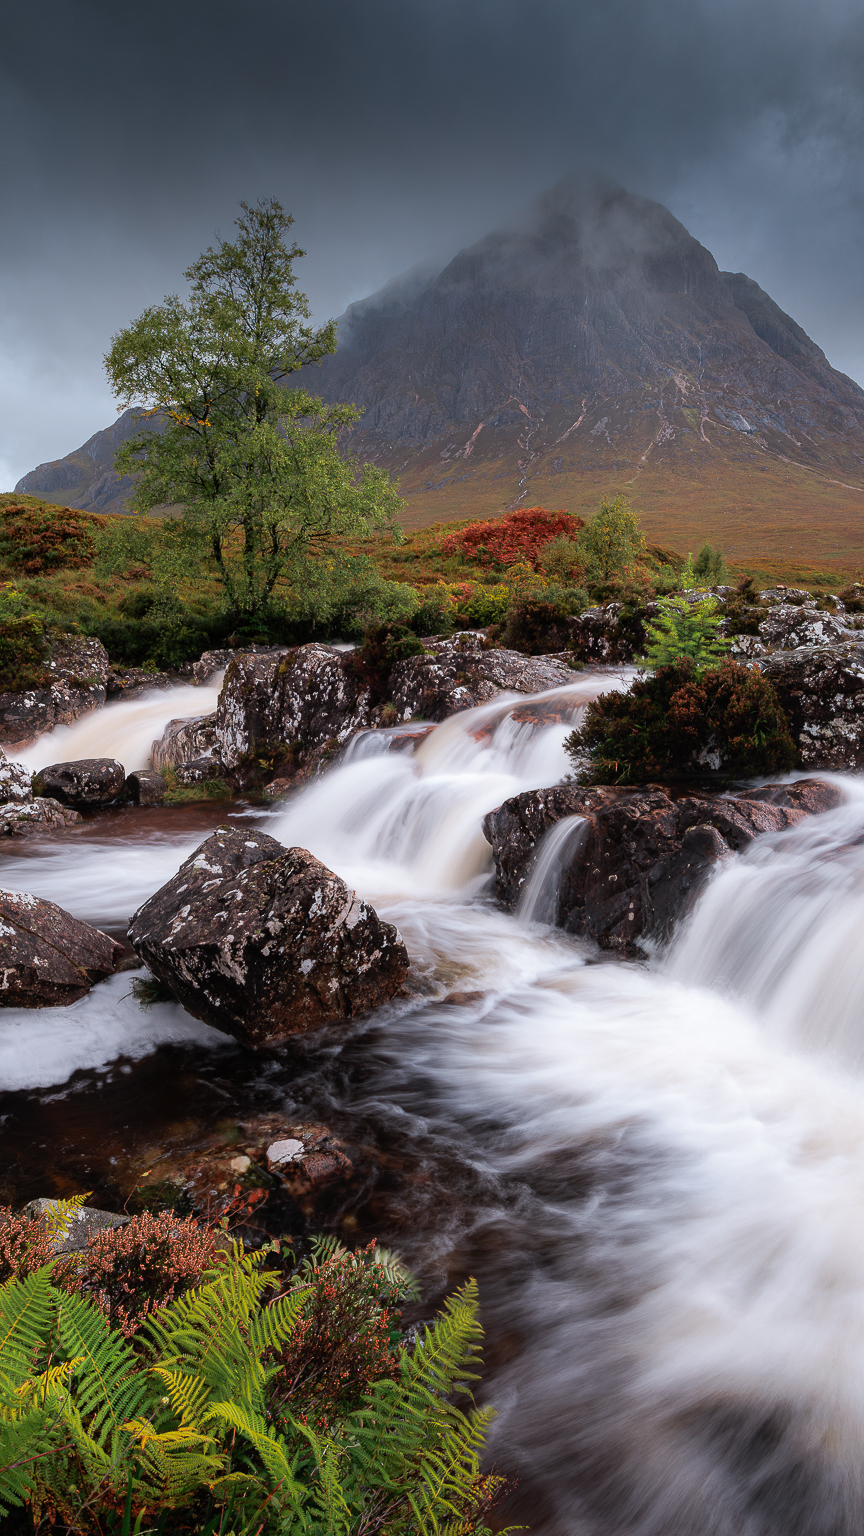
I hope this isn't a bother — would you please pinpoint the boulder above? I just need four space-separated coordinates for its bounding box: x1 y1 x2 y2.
0 635 111 752
0 889 123 1006
215 645 373 771
760 642 864 769
34 758 126 808
151 714 219 773
128 826 410 1047
386 634 576 723
22 1198 129 1252
123 770 166 805
0 798 82 836
483 778 843 956
567 603 647 663
757 603 848 650
0 747 32 804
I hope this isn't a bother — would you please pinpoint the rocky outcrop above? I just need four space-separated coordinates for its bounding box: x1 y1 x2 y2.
0 889 122 1006
387 635 575 723
212 636 577 775
761 643 864 769
0 635 111 751
151 715 218 774
23 1198 129 1252
757 603 848 650
128 826 410 1047
568 603 645 664
34 758 126 808
215 645 372 772
0 799 82 836
0 748 32 804
484 779 843 956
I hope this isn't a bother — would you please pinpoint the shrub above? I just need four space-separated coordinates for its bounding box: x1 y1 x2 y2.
638 594 731 671
0 503 102 576
441 506 583 569
0 584 50 692
575 496 646 587
0 1218 509 1535
692 541 728 585
567 657 797 784
497 590 587 654
352 621 425 703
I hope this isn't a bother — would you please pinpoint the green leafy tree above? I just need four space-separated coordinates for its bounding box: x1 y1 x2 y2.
575 496 646 585
638 594 730 672
105 198 403 623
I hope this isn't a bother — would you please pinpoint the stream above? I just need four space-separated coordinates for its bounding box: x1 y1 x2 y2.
4 674 864 1534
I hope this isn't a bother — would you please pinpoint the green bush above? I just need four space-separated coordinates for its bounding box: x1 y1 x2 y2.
0 1213 509 1535
575 496 646 586
0 585 50 692
496 589 587 654
567 657 797 784
692 541 727 586
638 594 730 672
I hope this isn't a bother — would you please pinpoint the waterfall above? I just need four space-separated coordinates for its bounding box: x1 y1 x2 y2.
517 813 587 925
15 677 224 773
10 662 864 1531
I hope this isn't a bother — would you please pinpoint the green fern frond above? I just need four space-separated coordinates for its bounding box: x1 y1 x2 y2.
248 1287 306 1358
151 1366 211 1429
55 1289 152 1445
205 1399 305 1500
0 1270 58 1388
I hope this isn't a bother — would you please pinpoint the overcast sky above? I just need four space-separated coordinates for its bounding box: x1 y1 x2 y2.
2 0 864 488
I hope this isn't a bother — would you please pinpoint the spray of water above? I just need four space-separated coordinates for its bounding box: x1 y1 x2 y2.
16 679 223 773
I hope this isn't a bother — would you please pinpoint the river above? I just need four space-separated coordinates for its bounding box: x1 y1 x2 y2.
3 674 864 1534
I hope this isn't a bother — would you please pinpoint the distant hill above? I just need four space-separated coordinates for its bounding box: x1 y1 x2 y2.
17 176 864 564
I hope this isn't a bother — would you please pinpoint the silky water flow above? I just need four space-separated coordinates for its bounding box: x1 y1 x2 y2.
4 671 864 1532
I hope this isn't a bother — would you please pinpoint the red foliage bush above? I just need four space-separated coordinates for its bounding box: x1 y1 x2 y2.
65 1211 220 1336
441 507 583 569
270 1242 405 1430
0 1210 56 1282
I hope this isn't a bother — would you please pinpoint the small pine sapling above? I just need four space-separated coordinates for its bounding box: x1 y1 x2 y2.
638 594 730 673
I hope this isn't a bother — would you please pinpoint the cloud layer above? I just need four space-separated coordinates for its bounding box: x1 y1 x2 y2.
3 0 864 486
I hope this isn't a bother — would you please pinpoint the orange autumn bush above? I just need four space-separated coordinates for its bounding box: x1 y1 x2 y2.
441 506 583 569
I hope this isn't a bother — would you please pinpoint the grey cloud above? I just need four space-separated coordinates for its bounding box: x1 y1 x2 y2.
3 0 864 483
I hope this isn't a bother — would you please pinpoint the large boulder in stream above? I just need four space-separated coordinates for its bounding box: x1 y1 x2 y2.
760 642 864 769
0 889 123 1006
128 826 410 1048
0 747 33 804
484 778 843 957
34 758 126 807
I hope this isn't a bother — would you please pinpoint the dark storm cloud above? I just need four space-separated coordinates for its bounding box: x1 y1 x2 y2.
2 0 864 483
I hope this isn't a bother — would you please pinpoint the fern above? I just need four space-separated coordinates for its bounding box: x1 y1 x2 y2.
41 1192 92 1245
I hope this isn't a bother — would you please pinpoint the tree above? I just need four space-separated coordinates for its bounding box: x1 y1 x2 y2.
575 496 645 585
638 594 730 672
105 198 403 623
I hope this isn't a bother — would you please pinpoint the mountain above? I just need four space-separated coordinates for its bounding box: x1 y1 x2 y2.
17 177 864 564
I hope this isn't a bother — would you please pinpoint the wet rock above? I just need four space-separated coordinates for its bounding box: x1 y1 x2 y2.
191 649 237 685
484 779 841 956
172 757 222 785
0 747 32 804
106 666 173 697
123 770 166 805
128 826 410 1047
761 642 864 769
215 644 372 771
0 636 111 752
0 798 83 836
387 634 575 722
23 1198 129 1252
151 714 219 774
34 757 126 807
266 1138 304 1169
0 888 123 1006
757 603 848 650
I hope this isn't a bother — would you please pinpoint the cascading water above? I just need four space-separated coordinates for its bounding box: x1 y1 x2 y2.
6 666 864 1531
16 677 224 773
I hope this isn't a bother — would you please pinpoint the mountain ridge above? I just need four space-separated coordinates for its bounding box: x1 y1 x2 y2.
16 176 864 563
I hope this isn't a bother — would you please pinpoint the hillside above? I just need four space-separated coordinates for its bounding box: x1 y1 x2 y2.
17 175 864 566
